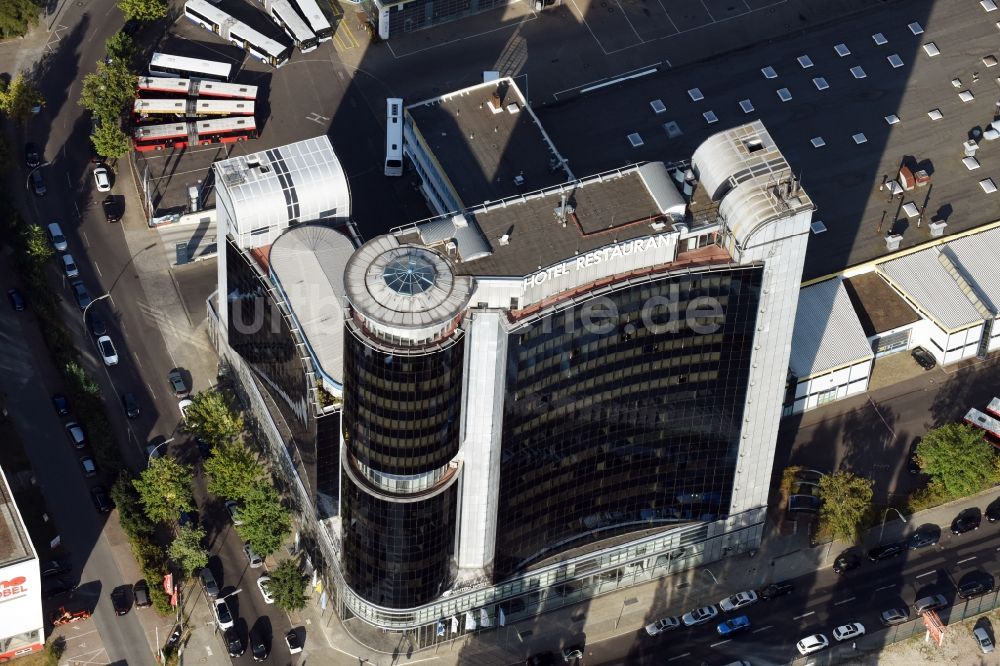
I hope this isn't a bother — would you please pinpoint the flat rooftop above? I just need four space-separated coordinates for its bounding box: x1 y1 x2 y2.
406 79 572 209
842 272 920 336
0 467 33 567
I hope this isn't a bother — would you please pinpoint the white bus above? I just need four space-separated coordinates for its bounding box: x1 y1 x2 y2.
184 0 292 68
149 52 232 81
260 0 318 53
290 0 332 42
384 97 404 177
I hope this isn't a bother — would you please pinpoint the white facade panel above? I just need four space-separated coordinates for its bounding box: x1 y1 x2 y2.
0 559 42 642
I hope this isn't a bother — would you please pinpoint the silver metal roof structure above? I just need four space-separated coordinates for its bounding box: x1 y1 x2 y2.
214 135 350 249
789 278 873 378
269 224 356 388
878 247 985 331
939 226 1000 315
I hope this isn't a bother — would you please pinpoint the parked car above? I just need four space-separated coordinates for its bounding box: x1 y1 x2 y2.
796 633 829 655
256 576 274 604
907 525 940 549
47 222 68 252
65 422 86 449
133 580 151 608
88 311 107 336
71 281 91 310
759 580 794 600
244 541 263 568
974 626 995 654
40 560 72 577
97 335 118 366
285 629 302 654
178 398 193 420
914 594 948 615
52 394 70 416
43 579 77 600
91 486 113 513
249 626 270 661
93 165 111 192
833 550 861 574
958 576 995 599
644 616 680 636
833 622 865 642
61 253 79 278
111 586 131 615
122 392 140 419
719 590 758 612
681 605 718 627
30 168 46 196
986 498 1000 523
225 627 245 657
79 455 97 478
881 607 909 626
213 598 234 630
199 567 219 598
102 195 122 223
7 288 25 311
952 509 981 535
716 615 751 636
168 369 189 397
226 500 244 525
868 542 904 562
911 346 937 370
24 142 41 168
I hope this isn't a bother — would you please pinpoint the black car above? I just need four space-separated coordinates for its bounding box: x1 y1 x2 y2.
111 585 131 615
225 628 245 657
91 486 113 513
70 281 91 310
868 542 904 562
122 392 140 419
122 18 140 36
911 346 937 370
102 195 122 223
40 560 72 577
958 577 995 599
952 509 982 535
249 628 270 662
759 580 794 600
908 437 922 474
25 142 41 168
196 437 212 459
133 580 151 608
30 168 46 196
8 288 25 311
833 551 861 574
907 526 940 549
525 653 557 666
986 498 1000 523
88 312 108 337
52 394 70 416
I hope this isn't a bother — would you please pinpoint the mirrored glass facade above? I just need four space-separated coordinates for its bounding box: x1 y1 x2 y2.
493 267 764 579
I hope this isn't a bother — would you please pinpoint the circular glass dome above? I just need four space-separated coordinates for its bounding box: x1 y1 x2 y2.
382 251 437 295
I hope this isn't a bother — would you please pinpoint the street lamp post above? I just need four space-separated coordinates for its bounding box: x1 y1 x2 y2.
25 161 50 191
146 437 173 464
878 507 907 545
81 292 112 330
702 568 719 585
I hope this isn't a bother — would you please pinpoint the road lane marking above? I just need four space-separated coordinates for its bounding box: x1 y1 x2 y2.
82 231 90 248
834 597 857 605
752 625 773 633
133 355 142 370
793 611 815 620
710 639 731 647
957 556 977 565
146 383 157 400
916 570 935 579
93 261 102 278
875 584 895 591
667 654 690 662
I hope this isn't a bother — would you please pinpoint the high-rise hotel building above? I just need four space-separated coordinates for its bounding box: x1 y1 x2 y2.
212 79 812 640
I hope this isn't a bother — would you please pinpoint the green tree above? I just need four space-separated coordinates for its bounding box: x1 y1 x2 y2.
169 524 208 577
204 439 263 500
117 0 167 21
916 423 1000 498
817 470 874 543
268 558 308 612
90 121 131 160
133 457 195 524
21 222 53 263
184 390 244 447
78 61 136 120
0 73 44 126
236 485 291 557
105 31 137 65
0 0 41 40
111 472 155 538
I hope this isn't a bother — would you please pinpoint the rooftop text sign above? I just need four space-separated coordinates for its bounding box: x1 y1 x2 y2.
522 234 675 290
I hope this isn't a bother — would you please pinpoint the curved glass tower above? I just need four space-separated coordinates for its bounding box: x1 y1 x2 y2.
340 238 473 608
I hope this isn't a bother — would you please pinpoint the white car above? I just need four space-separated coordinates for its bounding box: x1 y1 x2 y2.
832 622 865 642
47 222 67 252
256 576 274 604
178 398 193 420
93 166 111 192
61 253 79 278
644 616 680 635
719 590 758 612
796 633 830 655
213 598 234 630
681 605 718 627
96 335 118 366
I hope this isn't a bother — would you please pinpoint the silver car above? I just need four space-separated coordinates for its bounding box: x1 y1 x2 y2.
681 605 718 627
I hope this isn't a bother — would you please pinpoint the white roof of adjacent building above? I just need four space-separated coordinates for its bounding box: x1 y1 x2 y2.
215 136 350 248
269 224 356 389
939 225 1000 315
878 247 985 331
789 278 873 378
